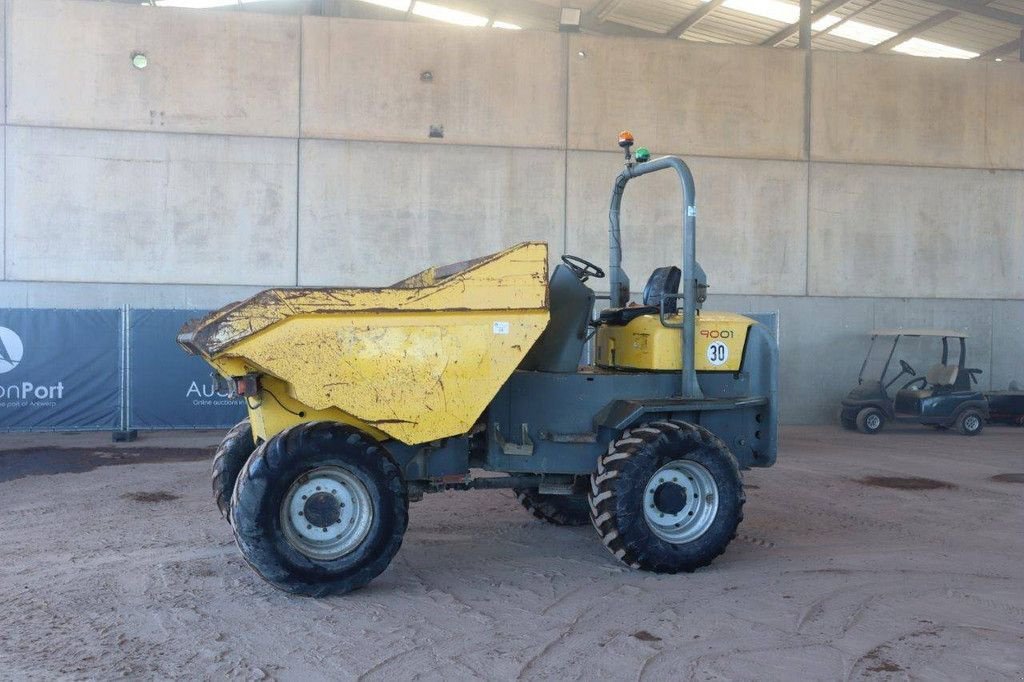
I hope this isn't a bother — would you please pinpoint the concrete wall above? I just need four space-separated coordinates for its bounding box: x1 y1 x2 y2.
2 0 1022 424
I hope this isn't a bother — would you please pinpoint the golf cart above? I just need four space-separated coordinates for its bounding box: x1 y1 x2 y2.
840 329 988 436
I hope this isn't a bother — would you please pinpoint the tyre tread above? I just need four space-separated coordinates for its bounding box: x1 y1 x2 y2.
588 420 745 574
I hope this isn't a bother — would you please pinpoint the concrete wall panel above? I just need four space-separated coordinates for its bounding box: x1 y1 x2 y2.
990 300 1024 391
8 0 300 137
811 52 1024 170
301 18 565 148
6 126 297 286
0 129 5 280
568 36 805 160
566 152 807 296
985 63 1024 171
808 163 1024 299
298 140 564 286
0 1 6 122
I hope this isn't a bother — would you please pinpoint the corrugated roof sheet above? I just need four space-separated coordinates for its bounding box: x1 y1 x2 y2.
603 0 1023 60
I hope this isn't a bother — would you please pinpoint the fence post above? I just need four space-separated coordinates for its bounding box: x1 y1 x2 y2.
112 305 137 442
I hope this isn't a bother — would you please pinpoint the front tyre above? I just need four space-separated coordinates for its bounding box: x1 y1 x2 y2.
212 419 257 523
588 420 744 573
856 407 885 434
230 422 408 596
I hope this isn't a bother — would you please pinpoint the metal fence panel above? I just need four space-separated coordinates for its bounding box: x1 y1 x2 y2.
0 309 121 431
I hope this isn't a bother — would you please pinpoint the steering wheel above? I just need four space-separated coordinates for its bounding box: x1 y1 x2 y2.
900 376 927 390
899 360 916 376
561 254 605 283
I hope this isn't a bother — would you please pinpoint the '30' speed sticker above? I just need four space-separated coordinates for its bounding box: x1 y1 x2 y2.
706 340 728 366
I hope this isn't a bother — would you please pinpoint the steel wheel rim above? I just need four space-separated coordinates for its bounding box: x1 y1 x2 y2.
963 414 980 432
643 459 719 544
866 413 881 430
280 466 373 561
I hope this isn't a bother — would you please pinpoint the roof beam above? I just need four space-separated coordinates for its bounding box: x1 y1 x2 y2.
760 0 858 46
666 0 726 38
799 0 812 48
919 0 1024 27
976 36 1021 59
867 9 960 52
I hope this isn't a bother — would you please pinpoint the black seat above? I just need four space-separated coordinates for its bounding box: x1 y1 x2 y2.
598 266 681 326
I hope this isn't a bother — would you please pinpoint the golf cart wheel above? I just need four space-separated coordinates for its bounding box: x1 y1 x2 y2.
514 488 590 526
588 420 744 573
955 409 984 437
211 419 257 523
230 421 408 596
856 407 886 435
840 415 857 431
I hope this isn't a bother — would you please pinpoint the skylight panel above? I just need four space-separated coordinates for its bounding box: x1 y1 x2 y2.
353 0 412 10
892 38 979 59
151 1 237 7
828 20 897 45
701 0 841 30
492 21 522 30
412 2 489 26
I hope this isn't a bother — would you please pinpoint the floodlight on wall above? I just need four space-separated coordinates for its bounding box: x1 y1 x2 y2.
559 7 582 33
132 52 149 69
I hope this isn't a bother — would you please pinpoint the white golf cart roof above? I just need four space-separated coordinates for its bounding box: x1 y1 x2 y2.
870 328 968 339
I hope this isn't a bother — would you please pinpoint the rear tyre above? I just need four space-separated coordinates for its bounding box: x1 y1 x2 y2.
955 409 984 437
840 414 857 431
588 420 744 573
212 419 256 523
514 488 590 526
856 407 885 435
230 421 408 596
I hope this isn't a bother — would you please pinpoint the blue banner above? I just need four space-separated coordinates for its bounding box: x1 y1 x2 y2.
0 309 121 431
128 309 246 429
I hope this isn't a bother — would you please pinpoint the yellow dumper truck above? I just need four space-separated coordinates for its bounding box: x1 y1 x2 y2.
179 134 778 596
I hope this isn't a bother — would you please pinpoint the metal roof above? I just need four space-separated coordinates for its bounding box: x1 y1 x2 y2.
871 328 969 337
116 0 1024 62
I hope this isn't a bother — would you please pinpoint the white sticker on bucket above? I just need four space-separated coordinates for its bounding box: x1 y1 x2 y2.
493 321 510 335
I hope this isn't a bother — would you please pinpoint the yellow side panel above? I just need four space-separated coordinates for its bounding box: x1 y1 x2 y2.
594 311 753 372
226 311 547 445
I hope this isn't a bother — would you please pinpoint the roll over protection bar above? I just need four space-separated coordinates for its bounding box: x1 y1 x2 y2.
608 155 703 399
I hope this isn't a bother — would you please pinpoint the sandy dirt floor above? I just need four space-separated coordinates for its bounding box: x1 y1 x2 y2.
0 425 1022 680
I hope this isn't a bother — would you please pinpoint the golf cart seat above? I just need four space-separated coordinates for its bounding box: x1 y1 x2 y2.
924 364 958 387
896 364 959 403
597 266 681 326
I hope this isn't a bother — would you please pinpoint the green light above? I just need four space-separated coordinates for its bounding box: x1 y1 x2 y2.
635 146 650 162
